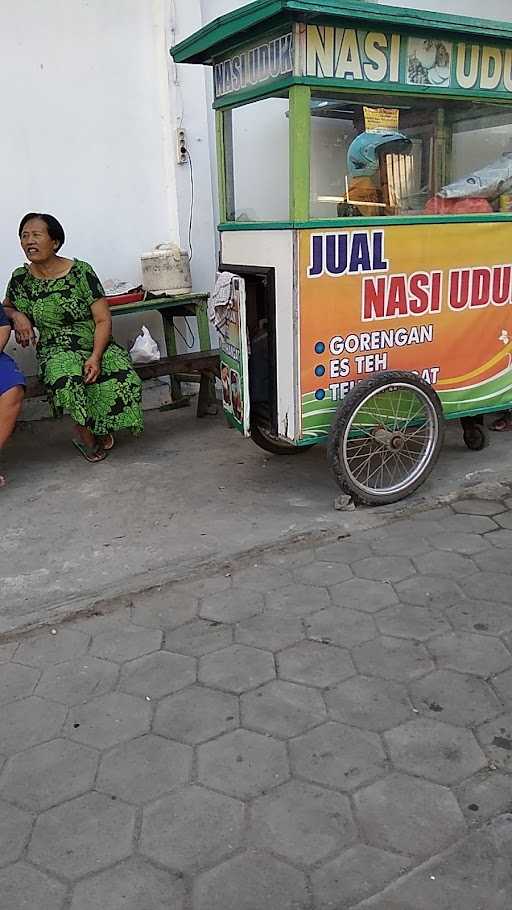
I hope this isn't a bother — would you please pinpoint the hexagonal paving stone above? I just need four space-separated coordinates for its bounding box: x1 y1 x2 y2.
446 600 512 635
15 627 89 667
0 800 33 866
311 844 411 909
193 851 309 910
96 734 191 804
477 713 512 771
140 784 244 872
164 619 232 656
456 770 512 826
290 721 385 791
496 511 512 529
293 561 352 587
70 857 185 910
0 863 66 910
0 696 66 755
459 571 512 605
305 607 376 648
316 539 372 564
278 641 354 688
439 514 498 534
385 718 486 784
473 548 512 576
375 604 450 640
352 636 433 681
249 780 356 865
34 656 118 705
352 556 415 583
230 564 294 592
198 729 289 798
325 676 412 732
493 668 512 706
413 550 478 579
199 644 275 694
0 738 98 811
354 773 466 858
265 583 330 616
429 530 491 555
241 680 326 738
235 612 304 651
154 685 238 744
370 533 430 557
263 547 315 567
0 642 18 662
200 588 263 623
330 577 398 612
394 574 464 606
0 661 39 704
173 573 231 598
486 528 512 549
90 625 162 662
410 670 502 726
452 499 506 516
29 791 135 879
119 650 195 699
130 585 197 629
66 692 151 749
428 632 512 677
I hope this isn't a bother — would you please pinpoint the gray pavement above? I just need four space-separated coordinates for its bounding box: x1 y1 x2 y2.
3 405 512 632
1 494 512 908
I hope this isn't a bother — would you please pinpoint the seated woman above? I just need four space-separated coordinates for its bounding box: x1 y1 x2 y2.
3 213 143 462
0 305 25 487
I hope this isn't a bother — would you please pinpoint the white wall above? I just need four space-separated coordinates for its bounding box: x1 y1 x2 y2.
0 0 181 293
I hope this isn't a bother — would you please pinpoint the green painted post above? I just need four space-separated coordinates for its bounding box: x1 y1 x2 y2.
289 85 311 222
215 109 228 224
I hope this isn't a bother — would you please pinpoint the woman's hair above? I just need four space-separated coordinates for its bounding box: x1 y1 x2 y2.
18 212 65 250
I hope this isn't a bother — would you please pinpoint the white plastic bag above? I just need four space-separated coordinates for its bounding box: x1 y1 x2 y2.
129 326 161 364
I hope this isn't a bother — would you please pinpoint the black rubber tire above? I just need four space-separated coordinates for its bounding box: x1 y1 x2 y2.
250 421 314 455
462 424 488 451
328 370 444 506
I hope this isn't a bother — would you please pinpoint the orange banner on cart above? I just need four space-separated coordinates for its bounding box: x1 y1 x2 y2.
298 222 512 438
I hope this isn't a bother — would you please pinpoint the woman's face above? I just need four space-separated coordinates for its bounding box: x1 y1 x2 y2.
20 218 59 263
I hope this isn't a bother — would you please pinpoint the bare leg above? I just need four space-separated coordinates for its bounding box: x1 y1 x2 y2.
0 385 24 486
74 424 97 448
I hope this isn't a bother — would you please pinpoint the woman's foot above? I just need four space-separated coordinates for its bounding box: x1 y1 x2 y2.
99 433 114 450
72 439 108 463
0 474 5 488
490 414 512 431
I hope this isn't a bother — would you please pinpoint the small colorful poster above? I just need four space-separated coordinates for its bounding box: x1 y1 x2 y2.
219 276 250 435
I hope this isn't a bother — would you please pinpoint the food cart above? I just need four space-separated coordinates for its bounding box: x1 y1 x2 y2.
172 0 512 503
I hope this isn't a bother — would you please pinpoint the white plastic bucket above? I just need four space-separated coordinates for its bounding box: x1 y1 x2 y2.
141 243 192 294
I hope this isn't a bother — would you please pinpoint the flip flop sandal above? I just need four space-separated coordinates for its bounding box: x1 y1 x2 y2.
101 433 115 451
0 475 5 489
490 418 512 431
72 439 109 463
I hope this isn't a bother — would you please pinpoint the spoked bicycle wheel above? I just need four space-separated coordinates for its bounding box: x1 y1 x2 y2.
328 371 444 505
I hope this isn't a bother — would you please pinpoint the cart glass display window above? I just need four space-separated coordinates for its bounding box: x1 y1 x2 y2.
310 93 512 219
224 95 290 221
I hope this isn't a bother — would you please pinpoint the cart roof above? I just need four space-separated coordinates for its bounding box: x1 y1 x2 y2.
171 0 512 65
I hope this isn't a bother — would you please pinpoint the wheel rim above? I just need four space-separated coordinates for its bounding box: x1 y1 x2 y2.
341 382 439 498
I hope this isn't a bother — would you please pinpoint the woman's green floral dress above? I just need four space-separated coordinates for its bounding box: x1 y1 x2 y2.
6 260 143 436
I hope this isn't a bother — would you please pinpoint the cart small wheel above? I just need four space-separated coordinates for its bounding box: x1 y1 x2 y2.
462 423 488 451
328 371 444 506
251 420 314 455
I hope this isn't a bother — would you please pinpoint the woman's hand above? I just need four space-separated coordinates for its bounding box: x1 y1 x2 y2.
12 312 35 347
83 355 101 384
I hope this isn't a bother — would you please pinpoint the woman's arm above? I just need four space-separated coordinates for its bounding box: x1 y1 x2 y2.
2 298 35 347
83 298 112 384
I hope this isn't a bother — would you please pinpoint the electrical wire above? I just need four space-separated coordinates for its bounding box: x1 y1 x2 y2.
185 149 194 263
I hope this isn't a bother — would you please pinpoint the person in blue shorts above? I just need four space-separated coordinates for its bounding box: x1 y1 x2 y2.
0 304 25 486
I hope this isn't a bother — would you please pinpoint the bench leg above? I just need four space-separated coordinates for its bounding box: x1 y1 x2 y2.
161 312 184 403
197 372 218 417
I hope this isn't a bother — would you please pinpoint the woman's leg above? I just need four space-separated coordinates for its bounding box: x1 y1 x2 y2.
0 385 24 486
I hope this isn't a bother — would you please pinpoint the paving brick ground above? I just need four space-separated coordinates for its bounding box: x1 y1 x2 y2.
1 493 512 908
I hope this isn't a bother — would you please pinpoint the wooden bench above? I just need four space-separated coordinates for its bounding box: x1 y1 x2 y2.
24 290 220 418
25 349 220 418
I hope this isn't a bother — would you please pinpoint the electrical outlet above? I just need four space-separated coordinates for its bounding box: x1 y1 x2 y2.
176 128 187 164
